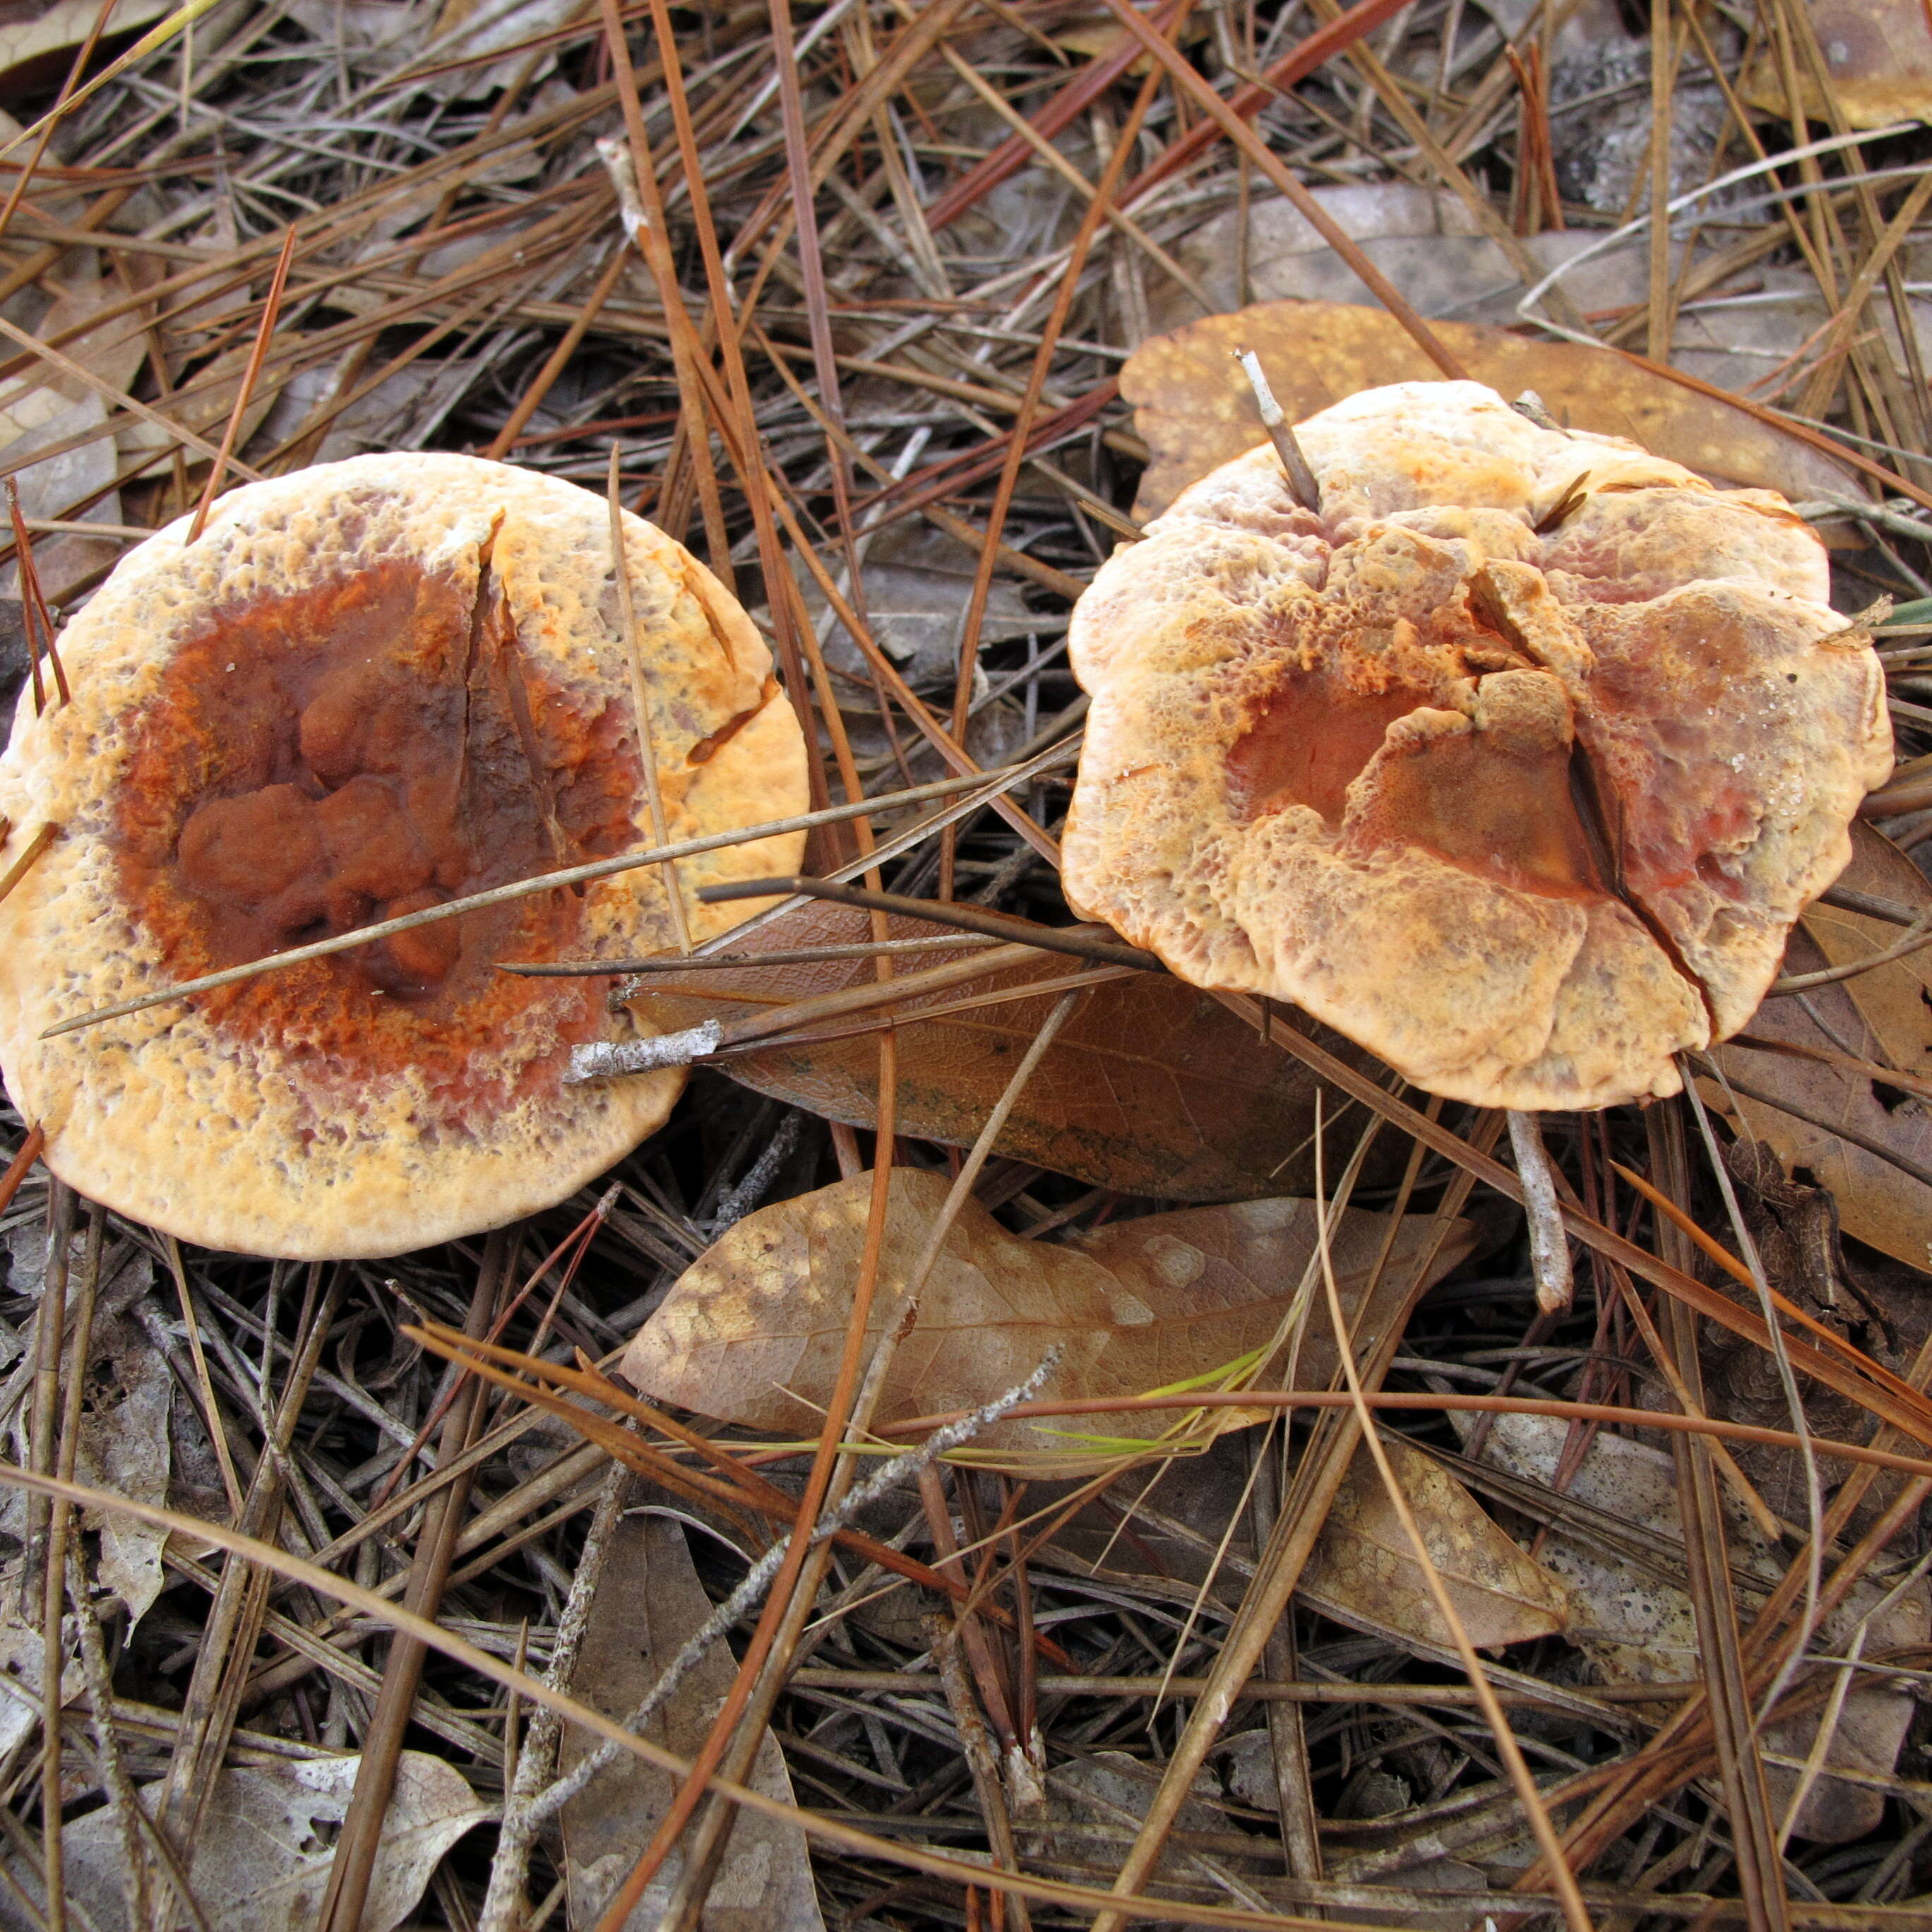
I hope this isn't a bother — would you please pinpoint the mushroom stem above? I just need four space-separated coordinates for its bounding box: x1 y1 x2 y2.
1234 348 1320 513
1507 1108 1574 1313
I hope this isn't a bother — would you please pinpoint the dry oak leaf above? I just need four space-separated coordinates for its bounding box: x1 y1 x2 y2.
1801 825 1932 1078
1122 300 1860 521
634 901 1405 1200
1712 823 1932 1270
1471 1412 1927 1844
621 1169 1473 1463
559 1514 821 1932
1741 0 1932 128
0 1752 489 1932
1300 1436 1571 1654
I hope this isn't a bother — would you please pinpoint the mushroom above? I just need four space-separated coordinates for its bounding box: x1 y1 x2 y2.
1061 379 1892 1116
0 453 809 1259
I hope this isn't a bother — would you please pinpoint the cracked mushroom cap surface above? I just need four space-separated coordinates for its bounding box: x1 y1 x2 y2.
1062 381 1891 1111
0 453 809 1258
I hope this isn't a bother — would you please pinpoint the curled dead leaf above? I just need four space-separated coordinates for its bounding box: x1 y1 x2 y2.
1123 299 1860 520
1468 1412 1927 1843
1301 1438 1572 1654
632 902 1405 1200
0 0 169 103
1710 825 1932 1271
621 1169 1473 1471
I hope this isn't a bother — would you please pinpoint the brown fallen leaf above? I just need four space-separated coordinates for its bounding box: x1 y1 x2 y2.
1145 181 1846 403
1037 1748 1258 1890
1741 0 1932 129
1143 181 1651 343
1799 825 1932 1090
1299 1437 1571 1654
117 340 280 477
621 1169 1474 1465
1030 1433 1272 1609
0 1236 169 1616
1122 299 1859 520
2 268 147 601
1712 824 1932 1271
1217 1731 1502 1930
559 1514 821 1932
1469 1412 1928 1843
1678 831 1932 1544
283 0 422 51
633 901 1404 1200
73 1308 172 1624
0 1753 491 1932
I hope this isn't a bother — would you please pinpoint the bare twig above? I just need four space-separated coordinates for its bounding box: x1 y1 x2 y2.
41 751 1078 1039
1234 348 1322 511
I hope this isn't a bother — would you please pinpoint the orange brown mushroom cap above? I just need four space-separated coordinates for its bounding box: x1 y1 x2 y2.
0 453 809 1258
1062 381 1892 1111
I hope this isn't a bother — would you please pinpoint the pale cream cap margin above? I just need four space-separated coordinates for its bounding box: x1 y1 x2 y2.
0 453 809 1258
1062 381 1892 1112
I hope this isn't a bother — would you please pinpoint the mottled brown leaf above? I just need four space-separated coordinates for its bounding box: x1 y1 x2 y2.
1802 825 1932 1087
1300 1438 1571 1653
631 902 1403 1200
621 1169 1473 1466
1123 299 1859 520
559 1515 820 1932
1741 0 1932 128
1473 1412 1927 1842
13 1753 490 1932
1714 825 1932 1270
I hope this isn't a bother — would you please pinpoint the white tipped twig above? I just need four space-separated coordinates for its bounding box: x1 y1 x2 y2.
1234 347 1320 512
1507 1109 1573 1313
710 1110 804 1232
1509 388 1566 432
595 133 650 253
567 1020 722 1082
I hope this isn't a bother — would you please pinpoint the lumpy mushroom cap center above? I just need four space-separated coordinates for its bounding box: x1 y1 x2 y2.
110 554 643 1096
1226 598 1606 902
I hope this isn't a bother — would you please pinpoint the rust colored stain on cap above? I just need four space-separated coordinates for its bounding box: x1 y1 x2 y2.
112 557 636 1095
0 454 810 1258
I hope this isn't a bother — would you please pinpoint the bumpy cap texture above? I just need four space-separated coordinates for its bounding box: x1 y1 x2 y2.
1062 381 1891 1110
0 453 809 1257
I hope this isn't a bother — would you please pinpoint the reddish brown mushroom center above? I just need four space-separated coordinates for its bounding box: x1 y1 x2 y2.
111 554 643 1095
1226 607 1606 902
1227 660 1420 825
